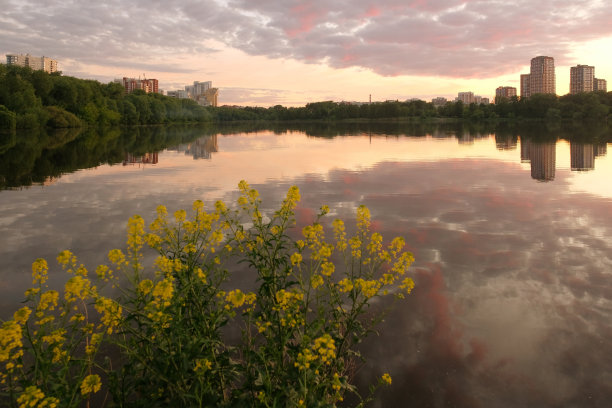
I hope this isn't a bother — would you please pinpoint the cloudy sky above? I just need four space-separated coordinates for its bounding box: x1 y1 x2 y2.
2 0 612 105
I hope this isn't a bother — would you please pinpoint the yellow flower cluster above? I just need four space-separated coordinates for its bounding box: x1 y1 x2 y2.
17 386 59 408
356 205 371 234
80 374 102 395
1 320 23 381
279 185 301 217
302 224 333 261
145 278 175 327
294 334 337 370
381 373 392 385
64 275 95 304
95 297 122 334
13 307 31 325
151 278 174 308
224 289 256 311
194 358 212 375
108 249 128 268
273 289 305 329
32 258 49 286
37 290 59 316
154 256 183 278
290 252 302 266
127 215 145 256
354 279 381 299
332 219 347 251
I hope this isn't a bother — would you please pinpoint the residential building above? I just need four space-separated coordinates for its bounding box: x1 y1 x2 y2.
594 78 607 92
529 56 555 95
167 90 189 99
520 56 555 98
520 74 531 99
6 53 58 73
495 86 517 102
185 81 212 98
457 92 475 104
169 81 219 106
117 77 159 94
431 97 447 107
203 88 219 107
570 65 594 94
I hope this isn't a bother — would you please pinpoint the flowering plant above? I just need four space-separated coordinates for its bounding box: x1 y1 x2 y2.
1 181 414 407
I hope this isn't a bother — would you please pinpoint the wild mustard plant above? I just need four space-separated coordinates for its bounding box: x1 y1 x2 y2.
1 181 415 407
1 251 121 408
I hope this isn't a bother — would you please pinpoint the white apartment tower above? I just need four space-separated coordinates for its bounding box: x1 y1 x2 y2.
6 53 58 73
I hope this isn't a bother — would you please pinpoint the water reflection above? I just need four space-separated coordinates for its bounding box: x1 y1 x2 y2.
1 123 611 407
1 123 611 189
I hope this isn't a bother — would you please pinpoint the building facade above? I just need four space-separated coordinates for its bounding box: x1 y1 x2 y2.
118 77 159 94
495 86 517 102
520 74 531 99
185 81 212 98
570 65 595 94
520 56 555 98
529 56 555 95
594 78 607 92
457 92 475 104
6 53 58 73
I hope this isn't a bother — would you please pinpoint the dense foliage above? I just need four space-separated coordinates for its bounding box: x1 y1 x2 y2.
0 65 213 129
1 182 415 407
207 93 612 122
2 63 612 130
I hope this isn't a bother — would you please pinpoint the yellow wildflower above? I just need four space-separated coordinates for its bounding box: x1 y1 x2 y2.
320 261 335 276
311 274 324 289
80 374 102 395
32 258 49 286
95 297 122 334
290 252 302 266
381 373 392 385
13 307 31 325
38 290 59 313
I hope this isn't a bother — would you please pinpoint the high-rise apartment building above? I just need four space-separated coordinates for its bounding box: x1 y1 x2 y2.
495 86 517 102
570 65 594 94
520 56 555 98
529 56 555 95
117 77 159 94
520 74 531 99
457 92 475 104
185 81 212 98
6 53 58 73
594 78 607 92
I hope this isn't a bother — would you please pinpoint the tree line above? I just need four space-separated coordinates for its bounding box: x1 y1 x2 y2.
2 63 612 129
0 65 214 129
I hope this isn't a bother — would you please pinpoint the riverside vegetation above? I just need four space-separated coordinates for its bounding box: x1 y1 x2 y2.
2 64 612 130
0 181 415 407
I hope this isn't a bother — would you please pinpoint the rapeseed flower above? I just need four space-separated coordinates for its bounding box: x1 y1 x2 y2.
80 374 102 395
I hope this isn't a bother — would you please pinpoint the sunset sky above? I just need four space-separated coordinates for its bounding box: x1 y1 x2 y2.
2 0 612 106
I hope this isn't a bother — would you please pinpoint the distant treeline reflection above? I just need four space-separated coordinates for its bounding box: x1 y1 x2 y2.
1 122 610 189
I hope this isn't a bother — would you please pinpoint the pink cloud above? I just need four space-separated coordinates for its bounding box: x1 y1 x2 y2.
286 3 327 38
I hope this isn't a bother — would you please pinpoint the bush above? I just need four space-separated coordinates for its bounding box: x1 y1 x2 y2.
1 182 415 407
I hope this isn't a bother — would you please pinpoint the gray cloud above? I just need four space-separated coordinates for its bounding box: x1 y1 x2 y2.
2 0 612 79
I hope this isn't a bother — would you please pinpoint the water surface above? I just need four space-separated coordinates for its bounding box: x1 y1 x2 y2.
1 123 611 407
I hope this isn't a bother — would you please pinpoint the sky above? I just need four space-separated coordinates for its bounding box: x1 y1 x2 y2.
2 0 612 106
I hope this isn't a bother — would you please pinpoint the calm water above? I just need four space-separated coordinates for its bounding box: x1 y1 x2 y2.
1 123 611 407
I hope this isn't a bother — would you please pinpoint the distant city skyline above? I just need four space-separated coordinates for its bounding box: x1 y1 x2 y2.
2 1 612 106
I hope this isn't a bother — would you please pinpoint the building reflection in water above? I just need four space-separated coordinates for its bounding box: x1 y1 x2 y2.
173 135 218 160
519 137 608 181
123 152 159 166
495 134 518 150
519 138 556 182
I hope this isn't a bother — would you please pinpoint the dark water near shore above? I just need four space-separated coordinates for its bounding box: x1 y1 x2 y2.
1 122 611 407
